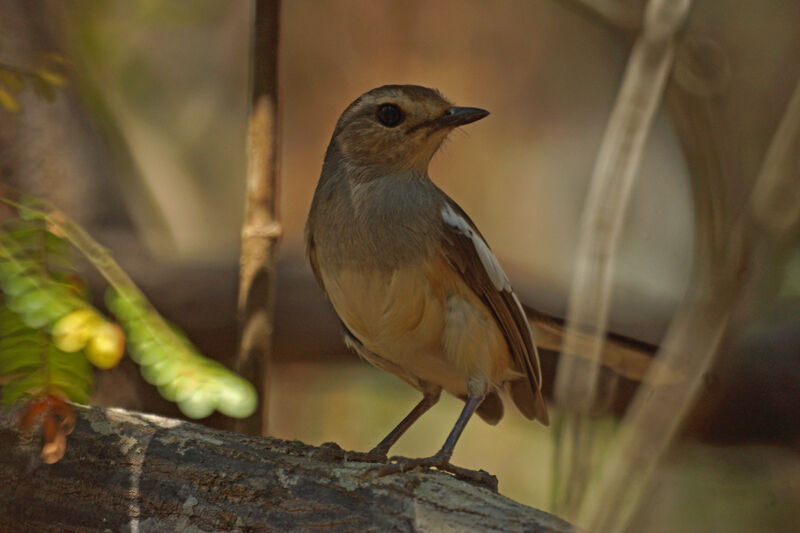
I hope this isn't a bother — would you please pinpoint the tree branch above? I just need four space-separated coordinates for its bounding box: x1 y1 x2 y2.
551 0 691 519
235 0 282 435
0 405 576 533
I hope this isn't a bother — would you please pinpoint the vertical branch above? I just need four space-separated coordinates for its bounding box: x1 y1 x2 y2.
582 286 735 533
583 73 800 533
234 0 282 435
551 0 691 518
750 81 800 236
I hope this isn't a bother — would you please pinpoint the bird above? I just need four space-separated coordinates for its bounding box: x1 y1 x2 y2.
305 85 548 477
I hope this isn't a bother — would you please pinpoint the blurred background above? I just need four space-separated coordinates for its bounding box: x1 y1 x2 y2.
1 0 799 531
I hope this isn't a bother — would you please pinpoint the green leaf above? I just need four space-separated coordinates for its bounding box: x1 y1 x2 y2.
2 274 37 298
0 357 41 376
0 227 86 330
214 374 258 418
108 287 257 419
49 376 92 404
0 216 96 407
175 390 216 419
0 335 94 406
1 372 45 405
8 287 51 313
3 201 256 420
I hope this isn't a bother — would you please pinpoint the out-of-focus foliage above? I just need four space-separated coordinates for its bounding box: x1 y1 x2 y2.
0 212 107 407
2 198 257 421
108 287 257 419
0 197 257 462
0 208 103 463
0 55 68 113
0 306 94 406
64 0 249 257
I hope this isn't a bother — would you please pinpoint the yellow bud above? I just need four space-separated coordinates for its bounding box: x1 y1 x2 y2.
52 309 102 353
85 322 126 369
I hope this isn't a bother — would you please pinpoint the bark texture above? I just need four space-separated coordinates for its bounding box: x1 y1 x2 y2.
0 405 575 533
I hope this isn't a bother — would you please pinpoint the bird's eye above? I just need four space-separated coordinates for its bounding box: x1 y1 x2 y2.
376 103 405 127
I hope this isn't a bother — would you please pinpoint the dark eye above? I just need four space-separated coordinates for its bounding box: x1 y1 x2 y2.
376 103 405 127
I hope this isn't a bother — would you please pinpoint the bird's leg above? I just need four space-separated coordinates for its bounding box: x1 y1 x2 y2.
428 393 482 462
368 387 442 458
318 387 441 464
366 386 499 491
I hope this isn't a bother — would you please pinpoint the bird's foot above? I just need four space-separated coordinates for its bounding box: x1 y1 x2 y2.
316 442 389 464
365 453 498 491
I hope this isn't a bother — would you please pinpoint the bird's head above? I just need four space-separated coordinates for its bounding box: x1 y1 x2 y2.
329 85 489 175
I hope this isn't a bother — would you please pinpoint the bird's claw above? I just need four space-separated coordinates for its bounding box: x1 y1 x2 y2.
345 450 390 463
364 454 498 491
315 442 389 464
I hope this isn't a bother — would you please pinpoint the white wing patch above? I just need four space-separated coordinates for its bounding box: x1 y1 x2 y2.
441 203 511 292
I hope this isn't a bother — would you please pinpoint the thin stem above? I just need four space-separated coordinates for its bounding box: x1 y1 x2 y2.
583 72 800 533
551 0 692 519
233 0 282 436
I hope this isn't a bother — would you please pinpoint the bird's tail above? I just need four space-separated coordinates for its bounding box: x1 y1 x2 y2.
509 379 549 425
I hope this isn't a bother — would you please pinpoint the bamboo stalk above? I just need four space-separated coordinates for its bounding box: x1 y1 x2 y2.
233 0 282 436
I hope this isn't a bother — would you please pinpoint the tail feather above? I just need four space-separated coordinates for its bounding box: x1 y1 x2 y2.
475 391 504 425
509 379 549 426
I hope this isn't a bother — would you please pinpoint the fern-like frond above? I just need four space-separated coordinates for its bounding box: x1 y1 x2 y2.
0 307 93 405
1 195 257 420
108 287 257 419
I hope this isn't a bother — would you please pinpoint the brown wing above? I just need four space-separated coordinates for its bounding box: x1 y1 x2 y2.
306 228 328 299
439 197 548 425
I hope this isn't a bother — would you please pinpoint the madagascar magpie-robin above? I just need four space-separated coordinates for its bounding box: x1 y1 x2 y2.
305 85 548 474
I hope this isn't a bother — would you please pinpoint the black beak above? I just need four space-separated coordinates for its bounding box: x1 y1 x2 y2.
436 106 490 128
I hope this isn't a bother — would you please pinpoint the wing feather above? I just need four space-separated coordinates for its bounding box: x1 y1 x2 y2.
306 230 328 299
440 199 548 424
